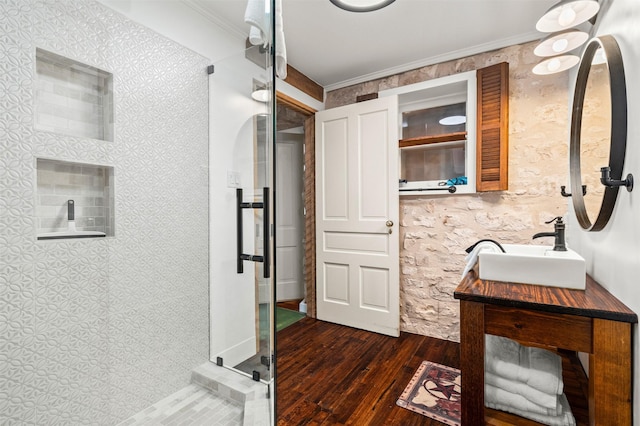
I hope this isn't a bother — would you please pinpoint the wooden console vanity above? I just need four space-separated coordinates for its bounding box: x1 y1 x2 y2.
455 271 637 425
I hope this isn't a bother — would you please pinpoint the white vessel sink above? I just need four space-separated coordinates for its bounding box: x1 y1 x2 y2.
478 244 586 290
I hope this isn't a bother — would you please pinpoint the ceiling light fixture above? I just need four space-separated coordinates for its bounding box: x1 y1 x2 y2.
439 115 466 126
329 0 395 13
532 54 580 75
534 29 589 57
535 0 600 33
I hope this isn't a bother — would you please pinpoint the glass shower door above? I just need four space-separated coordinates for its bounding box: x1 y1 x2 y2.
233 111 273 382
208 42 275 389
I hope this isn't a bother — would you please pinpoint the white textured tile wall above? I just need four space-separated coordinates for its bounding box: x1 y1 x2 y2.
0 0 209 424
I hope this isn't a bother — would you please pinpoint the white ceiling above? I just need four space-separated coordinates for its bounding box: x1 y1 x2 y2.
187 0 557 90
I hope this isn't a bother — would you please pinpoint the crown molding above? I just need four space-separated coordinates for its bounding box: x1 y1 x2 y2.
182 0 246 42
324 31 543 92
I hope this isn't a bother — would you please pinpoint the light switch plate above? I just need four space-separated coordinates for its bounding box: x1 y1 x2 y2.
226 170 241 188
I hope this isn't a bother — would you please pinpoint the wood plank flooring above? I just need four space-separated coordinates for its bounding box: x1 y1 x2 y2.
275 317 459 425
275 317 589 426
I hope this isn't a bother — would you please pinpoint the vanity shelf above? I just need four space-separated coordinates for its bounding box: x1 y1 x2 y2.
454 272 637 426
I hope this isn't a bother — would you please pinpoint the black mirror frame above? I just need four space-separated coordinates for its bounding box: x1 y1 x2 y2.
570 35 628 232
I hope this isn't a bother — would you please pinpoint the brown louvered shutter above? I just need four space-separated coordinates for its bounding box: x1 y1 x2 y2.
476 62 509 191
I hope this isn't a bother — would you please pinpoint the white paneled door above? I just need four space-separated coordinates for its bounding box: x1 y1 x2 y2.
315 96 400 337
276 133 304 301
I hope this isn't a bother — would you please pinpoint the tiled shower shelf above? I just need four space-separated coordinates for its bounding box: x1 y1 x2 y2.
36 158 114 240
35 48 114 141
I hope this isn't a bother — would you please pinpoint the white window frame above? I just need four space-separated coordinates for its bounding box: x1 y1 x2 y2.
379 71 477 196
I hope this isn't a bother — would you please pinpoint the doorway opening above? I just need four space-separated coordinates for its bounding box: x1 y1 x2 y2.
275 93 317 317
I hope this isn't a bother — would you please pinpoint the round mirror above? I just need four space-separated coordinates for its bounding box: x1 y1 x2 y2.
570 35 628 231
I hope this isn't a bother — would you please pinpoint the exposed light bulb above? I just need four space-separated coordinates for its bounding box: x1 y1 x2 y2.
558 6 577 27
552 38 569 53
547 58 562 72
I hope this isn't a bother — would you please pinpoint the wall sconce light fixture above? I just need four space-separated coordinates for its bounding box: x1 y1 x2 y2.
532 54 581 75
251 89 271 103
534 29 589 57
536 0 600 33
532 0 599 75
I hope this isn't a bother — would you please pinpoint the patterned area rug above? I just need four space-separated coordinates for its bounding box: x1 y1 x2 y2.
397 361 461 426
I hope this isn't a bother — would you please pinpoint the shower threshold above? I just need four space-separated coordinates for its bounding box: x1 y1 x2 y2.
118 362 270 426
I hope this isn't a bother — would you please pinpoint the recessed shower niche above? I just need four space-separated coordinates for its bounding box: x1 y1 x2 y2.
35 48 114 141
36 158 114 240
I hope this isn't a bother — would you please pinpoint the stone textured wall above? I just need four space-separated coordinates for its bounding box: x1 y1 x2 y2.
326 42 571 342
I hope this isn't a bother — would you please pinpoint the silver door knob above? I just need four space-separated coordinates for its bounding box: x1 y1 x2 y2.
386 220 393 227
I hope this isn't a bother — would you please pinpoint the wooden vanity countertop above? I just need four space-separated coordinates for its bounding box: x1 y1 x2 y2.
454 271 637 324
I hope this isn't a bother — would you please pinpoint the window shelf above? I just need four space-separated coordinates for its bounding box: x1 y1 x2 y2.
399 131 467 148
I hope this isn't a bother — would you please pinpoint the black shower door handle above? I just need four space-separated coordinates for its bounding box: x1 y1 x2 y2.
236 187 270 278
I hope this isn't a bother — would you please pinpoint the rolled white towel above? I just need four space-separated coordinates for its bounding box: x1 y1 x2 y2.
485 383 562 417
249 26 265 46
461 242 500 278
485 335 564 395
274 0 287 79
485 371 559 410
486 392 576 426
245 0 269 46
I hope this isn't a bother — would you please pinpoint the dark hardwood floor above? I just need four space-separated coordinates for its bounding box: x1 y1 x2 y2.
275 317 459 425
275 317 589 426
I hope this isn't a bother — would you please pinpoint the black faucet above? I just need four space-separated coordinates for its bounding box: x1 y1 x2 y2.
465 239 506 253
532 216 567 251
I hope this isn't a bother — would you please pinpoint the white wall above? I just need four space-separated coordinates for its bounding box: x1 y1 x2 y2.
98 0 243 61
566 0 640 423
